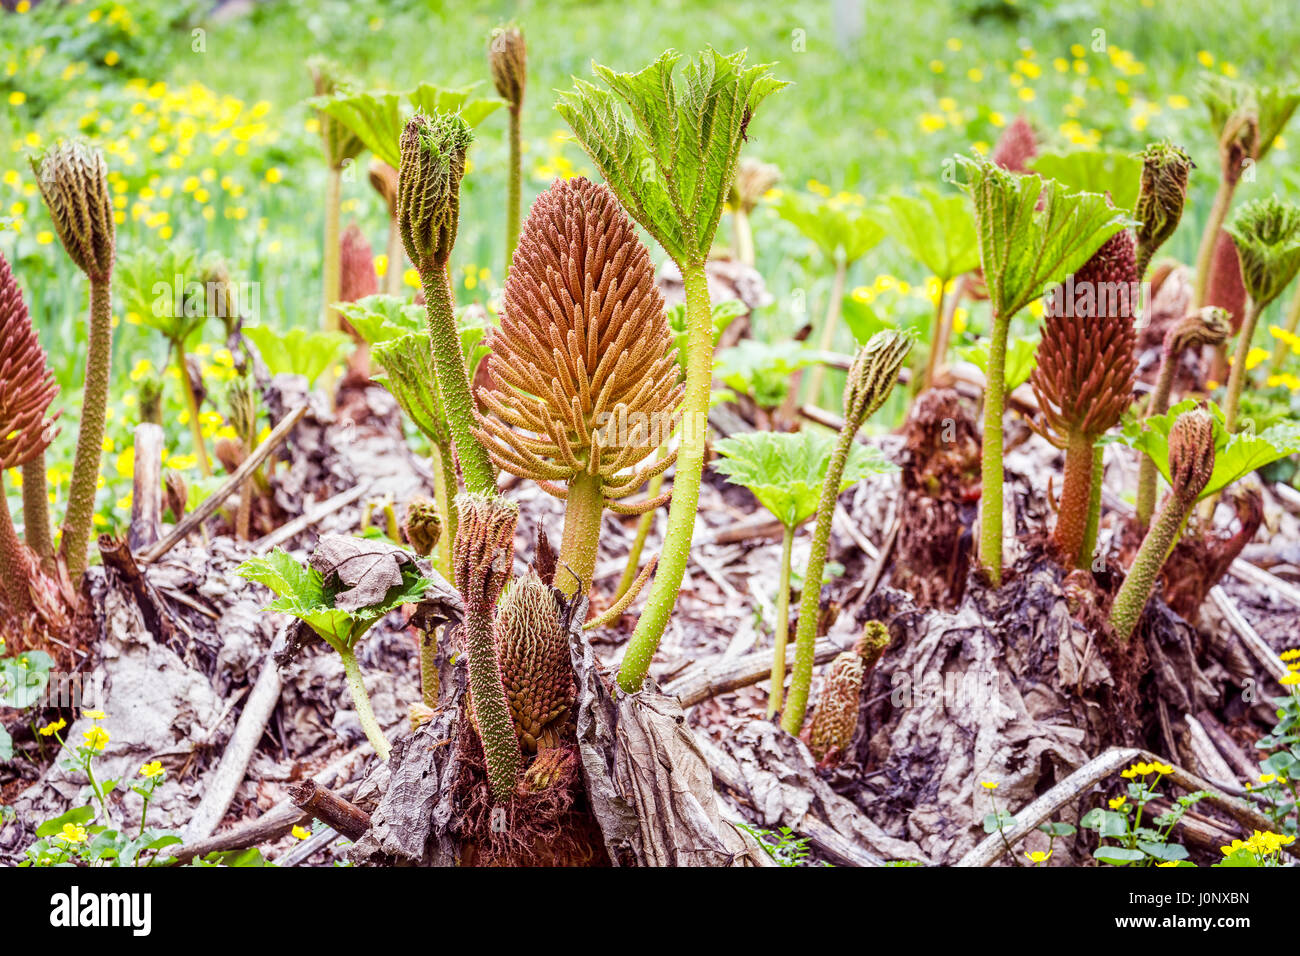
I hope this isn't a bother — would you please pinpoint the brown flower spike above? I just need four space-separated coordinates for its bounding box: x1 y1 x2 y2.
494 570 574 752
1031 227 1139 565
0 254 59 472
807 621 889 766
474 177 683 593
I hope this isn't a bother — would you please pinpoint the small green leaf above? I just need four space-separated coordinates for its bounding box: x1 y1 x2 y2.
1122 398 1300 501
0 725 11 762
243 326 353 386
1138 840 1189 862
715 340 827 408
713 430 896 528
959 337 1039 391
1028 148 1144 213
884 187 981 280
1093 846 1146 864
35 806 95 838
335 294 426 346
236 548 323 604
772 190 887 265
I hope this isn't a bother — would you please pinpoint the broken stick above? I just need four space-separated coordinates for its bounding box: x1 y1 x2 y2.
288 779 371 841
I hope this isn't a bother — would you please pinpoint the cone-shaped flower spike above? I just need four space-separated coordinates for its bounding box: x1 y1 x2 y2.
398 112 497 495
557 48 786 692
1134 307 1231 526
807 620 889 766
782 331 911 735
1110 409 1214 642
1222 196 1300 433
454 492 522 800
494 570 574 752
475 177 683 595
0 253 59 613
991 116 1038 173
401 497 442 558
1030 228 1139 566
31 140 115 581
1134 141 1193 278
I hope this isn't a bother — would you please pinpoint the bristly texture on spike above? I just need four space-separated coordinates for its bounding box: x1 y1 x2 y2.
30 140 114 282
494 571 574 752
1135 141 1193 277
0 253 59 472
991 116 1037 173
1205 230 1247 331
398 112 474 271
476 177 683 503
807 620 890 766
454 492 522 800
488 24 526 111
1167 408 1216 502
1030 228 1138 564
402 497 442 557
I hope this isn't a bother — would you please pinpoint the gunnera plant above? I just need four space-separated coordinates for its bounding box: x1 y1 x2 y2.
30 139 116 582
1133 141 1193 279
473 177 683 597
488 23 526 270
1221 196 1300 434
1134 308 1231 527
1110 408 1214 642
454 492 522 800
1029 227 1138 567
1193 75 1300 309
494 570 575 752
782 331 911 735
991 115 1038 173
557 48 786 691
308 57 366 332
0 252 60 617
806 620 889 766
398 111 497 495
957 156 1132 585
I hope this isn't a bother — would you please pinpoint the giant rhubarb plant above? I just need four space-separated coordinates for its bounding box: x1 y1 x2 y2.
1029 228 1138 567
453 493 522 800
0 252 59 616
494 569 574 752
1221 196 1300 434
398 111 497 495
474 177 683 597
488 24 526 270
307 58 366 332
1133 141 1193 279
1110 409 1214 642
782 331 911 735
714 430 893 717
31 140 116 582
557 49 786 691
957 156 1131 585
1192 75 1300 309
1134 308 1231 527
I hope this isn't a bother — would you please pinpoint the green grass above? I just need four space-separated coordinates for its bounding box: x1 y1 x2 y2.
3 0 1300 532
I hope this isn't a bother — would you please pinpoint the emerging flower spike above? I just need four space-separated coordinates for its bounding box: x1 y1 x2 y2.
991 116 1038 173
1110 409 1215 642
730 158 781 216
30 140 114 282
488 24 526 111
494 571 575 752
474 177 683 594
1205 231 1247 331
0 253 59 472
339 223 378 304
807 620 890 766
402 497 442 558
454 493 522 800
398 112 473 272
308 57 366 172
1134 141 1193 278
1030 228 1138 565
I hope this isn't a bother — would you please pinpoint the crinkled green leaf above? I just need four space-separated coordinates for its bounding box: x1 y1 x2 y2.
772 190 887 264
1224 195 1300 309
237 548 326 605
242 325 353 386
956 155 1135 322
1122 398 1300 501
713 429 896 528
557 48 787 265
1028 148 1143 213
335 294 426 345
1199 73 1300 160
884 187 981 280
716 340 828 408
116 246 209 346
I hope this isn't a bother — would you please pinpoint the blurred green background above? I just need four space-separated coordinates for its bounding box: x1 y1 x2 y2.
3 0 1300 529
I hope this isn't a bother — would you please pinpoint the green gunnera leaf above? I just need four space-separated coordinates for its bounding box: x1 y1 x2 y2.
556 48 787 266
884 186 980 281
771 189 887 265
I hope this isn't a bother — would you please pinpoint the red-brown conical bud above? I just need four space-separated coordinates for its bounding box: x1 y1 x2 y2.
0 252 59 471
474 177 683 506
339 222 378 305
991 116 1037 174
1205 229 1247 332
488 25 526 112
1031 228 1139 443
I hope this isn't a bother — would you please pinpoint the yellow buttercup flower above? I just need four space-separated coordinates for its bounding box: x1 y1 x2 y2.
980 781 998 790
1024 849 1051 863
59 823 88 845
83 709 106 720
1108 796 1126 810
291 825 311 840
83 726 110 752
139 761 164 779
39 718 66 737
